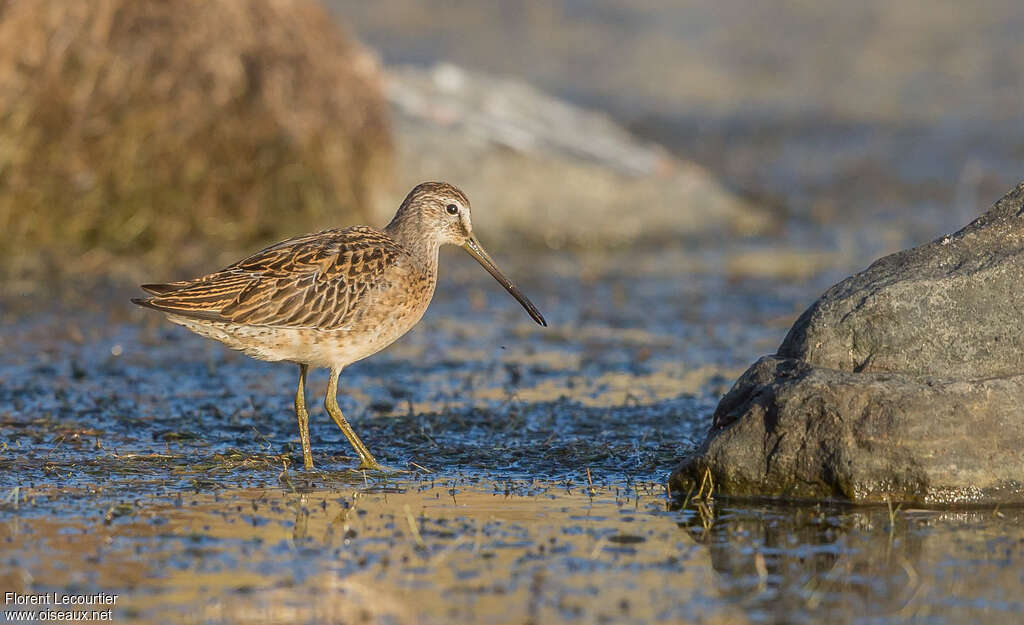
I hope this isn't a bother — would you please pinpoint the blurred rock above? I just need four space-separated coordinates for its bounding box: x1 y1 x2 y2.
375 63 772 249
671 183 1024 504
0 0 390 287
390 63 667 178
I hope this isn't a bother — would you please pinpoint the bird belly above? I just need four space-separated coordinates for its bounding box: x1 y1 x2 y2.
165 295 430 368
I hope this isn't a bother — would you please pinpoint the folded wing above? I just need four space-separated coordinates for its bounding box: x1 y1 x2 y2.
133 227 403 330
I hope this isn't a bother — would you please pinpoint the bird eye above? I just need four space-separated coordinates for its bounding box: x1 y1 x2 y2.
446 204 459 215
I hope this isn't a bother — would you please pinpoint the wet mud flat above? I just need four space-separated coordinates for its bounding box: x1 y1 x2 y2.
2 248 1023 624
0 249 777 492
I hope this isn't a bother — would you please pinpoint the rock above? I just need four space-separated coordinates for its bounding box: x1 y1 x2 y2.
779 187 1024 378
671 183 1024 504
375 63 774 250
674 355 1024 504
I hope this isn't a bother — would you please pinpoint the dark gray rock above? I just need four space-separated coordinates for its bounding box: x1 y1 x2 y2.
673 356 1024 504
671 183 1024 504
781 184 1024 379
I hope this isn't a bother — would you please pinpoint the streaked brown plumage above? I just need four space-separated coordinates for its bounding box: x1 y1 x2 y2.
138 228 405 332
133 182 546 471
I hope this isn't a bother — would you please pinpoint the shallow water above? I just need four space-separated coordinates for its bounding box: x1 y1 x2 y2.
3 248 1023 624
4 478 1023 624
1 249 794 488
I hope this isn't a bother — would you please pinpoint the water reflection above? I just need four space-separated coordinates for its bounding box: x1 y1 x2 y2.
2 479 1022 624
679 500 1024 624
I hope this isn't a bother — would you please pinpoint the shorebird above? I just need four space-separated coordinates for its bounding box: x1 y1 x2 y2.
133 182 546 471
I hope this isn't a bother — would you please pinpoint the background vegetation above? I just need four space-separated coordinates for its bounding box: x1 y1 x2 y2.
0 0 391 291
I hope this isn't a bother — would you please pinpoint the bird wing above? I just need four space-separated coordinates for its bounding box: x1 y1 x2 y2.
134 227 405 330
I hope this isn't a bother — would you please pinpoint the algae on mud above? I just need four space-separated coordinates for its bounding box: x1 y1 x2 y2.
1 250 755 485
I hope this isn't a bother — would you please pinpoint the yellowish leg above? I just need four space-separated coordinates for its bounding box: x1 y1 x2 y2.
325 367 381 470
294 364 314 470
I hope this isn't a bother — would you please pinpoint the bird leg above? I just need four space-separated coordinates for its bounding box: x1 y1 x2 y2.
325 368 381 470
294 364 314 470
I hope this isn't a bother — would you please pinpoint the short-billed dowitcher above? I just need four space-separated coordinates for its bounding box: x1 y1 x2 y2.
133 182 546 470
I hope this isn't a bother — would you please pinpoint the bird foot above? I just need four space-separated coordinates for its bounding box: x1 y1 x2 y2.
356 459 405 474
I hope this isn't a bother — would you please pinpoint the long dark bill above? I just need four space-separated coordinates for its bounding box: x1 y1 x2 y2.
462 236 547 327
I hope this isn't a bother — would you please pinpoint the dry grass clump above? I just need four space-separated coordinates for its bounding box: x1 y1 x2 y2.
0 0 391 288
